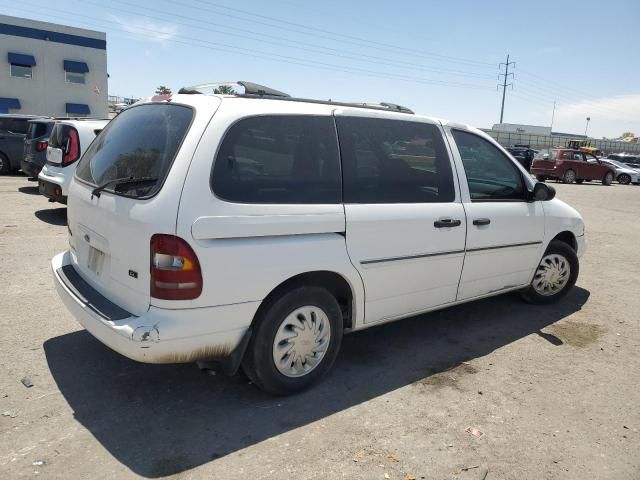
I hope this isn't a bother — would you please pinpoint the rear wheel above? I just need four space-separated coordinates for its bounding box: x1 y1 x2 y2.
602 171 614 186
522 240 579 304
242 286 343 395
563 169 576 184
618 174 631 185
0 153 9 174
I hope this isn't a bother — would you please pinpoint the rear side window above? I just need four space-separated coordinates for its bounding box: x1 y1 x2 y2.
7 119 28 134
212 115 341 204
336 117 455 203
75 104 193 198
27 122 49 139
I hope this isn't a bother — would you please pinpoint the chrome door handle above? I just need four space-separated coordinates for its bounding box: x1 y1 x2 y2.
472 218 491 226
434 219 462 228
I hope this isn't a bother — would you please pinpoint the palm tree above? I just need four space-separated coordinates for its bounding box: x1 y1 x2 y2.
155 85 172 95
214 85 236 95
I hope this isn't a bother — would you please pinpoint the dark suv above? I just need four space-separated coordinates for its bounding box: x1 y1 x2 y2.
21 119 55 178
0 114 46 174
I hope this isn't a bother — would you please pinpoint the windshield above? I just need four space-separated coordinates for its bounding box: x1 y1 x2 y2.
75 103 193 198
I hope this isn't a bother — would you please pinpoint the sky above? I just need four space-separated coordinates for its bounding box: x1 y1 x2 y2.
2 0 639 138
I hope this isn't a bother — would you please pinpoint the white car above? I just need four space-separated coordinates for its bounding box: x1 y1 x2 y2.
600 159 640 185
51 82 586 394
38 119 109 204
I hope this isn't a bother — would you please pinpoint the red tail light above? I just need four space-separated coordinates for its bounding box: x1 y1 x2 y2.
61 128 80 166
150 234 202 300
36 141 48 152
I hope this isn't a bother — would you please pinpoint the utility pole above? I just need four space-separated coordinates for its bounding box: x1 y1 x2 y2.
550 101 557 149
498 54 515 124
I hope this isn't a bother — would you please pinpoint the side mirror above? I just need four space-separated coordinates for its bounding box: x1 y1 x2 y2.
532 182 556 201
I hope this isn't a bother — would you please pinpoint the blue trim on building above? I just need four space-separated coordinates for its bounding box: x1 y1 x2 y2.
66 103 90 114
0 22 106 50
64 60 89 73
8 52 36 66
0 98 21 109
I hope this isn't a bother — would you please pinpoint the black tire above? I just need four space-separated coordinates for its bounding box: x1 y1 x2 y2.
575 179 584 184
618 174 631 185
563 169 576 184
0 153 10 175
521 240 579 304
602 171 614 186
242 286 343 395
536 175 547 182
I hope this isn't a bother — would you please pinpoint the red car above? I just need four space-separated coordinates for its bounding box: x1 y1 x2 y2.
530 149 616 185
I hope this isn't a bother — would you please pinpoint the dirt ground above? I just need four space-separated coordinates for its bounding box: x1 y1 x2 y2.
1 174 639 480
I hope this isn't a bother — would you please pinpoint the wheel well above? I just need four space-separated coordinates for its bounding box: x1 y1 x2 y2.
551 231 577 251
252 271 354 330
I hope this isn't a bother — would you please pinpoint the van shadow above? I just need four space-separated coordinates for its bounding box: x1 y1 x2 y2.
34 208 67 226
44 287 589 478
18 186 40 195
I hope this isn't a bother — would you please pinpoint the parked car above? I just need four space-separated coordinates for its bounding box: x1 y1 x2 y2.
51 83 585 395
21 118 56 178
531 149 616 185
506 145 536 171
38 119 108 203
599 159 640 185
0 114 46 174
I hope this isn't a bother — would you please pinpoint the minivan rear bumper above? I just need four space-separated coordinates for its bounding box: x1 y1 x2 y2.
52 250 258 371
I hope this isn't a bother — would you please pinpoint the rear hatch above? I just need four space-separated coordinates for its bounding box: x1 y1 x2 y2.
531 149 558 171
67 102 207 315
24 120 52 166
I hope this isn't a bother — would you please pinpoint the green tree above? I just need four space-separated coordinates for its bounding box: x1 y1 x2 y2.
620 132 635 138
155 85 172 95
214 85 236 95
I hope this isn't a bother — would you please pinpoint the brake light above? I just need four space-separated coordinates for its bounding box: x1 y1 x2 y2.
150 234 202 300
61 128 80 166
36 141 48 152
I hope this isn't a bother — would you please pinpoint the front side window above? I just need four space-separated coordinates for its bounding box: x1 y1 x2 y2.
75 104 193 198
336 117 454 203
212 115 341 204
10 64 32 78
65 71 85 84
452 130 525 201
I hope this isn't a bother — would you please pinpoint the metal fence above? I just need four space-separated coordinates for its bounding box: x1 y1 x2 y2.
481 129 640 155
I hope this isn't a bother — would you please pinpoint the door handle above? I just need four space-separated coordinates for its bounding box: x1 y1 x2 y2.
434 218 462 228
472 218 491 226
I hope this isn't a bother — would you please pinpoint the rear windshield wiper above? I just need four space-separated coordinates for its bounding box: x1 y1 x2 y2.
91 177 158 199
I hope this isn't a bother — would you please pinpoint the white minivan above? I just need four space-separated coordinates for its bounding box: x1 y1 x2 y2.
51 82 585 394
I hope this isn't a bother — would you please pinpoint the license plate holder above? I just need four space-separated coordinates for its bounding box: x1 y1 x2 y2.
87 246 105 276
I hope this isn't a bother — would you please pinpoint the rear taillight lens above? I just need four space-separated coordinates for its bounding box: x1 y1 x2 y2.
36 141 48 152
150 234 202 300
61 128 80 166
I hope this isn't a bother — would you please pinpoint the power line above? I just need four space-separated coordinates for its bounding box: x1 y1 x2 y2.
0 1 494 94
98 0 497 81
169 0 498 69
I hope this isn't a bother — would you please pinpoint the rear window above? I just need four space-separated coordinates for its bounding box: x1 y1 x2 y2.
27 122 49 139
211 115 341 204
49 124 77 149
534 150 558 160
75 104 193 198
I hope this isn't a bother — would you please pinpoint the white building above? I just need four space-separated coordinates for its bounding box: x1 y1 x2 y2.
491 123 553 136
0 14 108 118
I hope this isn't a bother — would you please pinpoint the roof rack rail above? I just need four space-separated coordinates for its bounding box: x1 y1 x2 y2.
178 81 414 114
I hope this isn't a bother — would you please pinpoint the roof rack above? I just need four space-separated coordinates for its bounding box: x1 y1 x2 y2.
178 81 414 114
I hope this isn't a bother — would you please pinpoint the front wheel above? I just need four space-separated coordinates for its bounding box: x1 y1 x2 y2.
242 286 343 395
602 171 614 186
521 240 579 304
618 174 631 185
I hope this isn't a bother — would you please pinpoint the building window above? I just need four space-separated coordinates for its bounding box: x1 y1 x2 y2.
63 60 89 84
65 71 86 84
8 53 36 79
10 64 32 78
